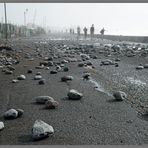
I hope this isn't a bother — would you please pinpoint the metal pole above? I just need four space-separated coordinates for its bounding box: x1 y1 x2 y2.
4 3 8 43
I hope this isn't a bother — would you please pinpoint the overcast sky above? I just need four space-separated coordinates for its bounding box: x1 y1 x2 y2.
0 3 148 36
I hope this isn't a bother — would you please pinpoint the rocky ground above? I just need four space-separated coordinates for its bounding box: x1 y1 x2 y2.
0 33 148 145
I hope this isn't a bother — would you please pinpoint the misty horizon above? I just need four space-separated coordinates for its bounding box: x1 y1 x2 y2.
0 3 148 36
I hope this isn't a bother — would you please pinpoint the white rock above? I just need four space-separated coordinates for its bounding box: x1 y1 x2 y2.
4 109 18 119
12 79 19 83
0 122 4 130
68 89 83 100
136 65 144 70
113 91 127 101
35 96 54 104
32 120 54 140
17 75 26 80
34 75 42 80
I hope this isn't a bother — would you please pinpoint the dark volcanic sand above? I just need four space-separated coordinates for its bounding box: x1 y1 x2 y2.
0 34 148 145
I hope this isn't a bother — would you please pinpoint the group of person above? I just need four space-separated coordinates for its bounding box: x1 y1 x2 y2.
70 24 106 39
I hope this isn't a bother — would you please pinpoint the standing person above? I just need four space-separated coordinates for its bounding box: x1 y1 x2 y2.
77 26 81 40
90 24 95 39
83 27 87 39
100 27 105 35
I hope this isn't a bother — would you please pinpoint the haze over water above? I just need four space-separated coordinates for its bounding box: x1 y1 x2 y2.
0 3 148 36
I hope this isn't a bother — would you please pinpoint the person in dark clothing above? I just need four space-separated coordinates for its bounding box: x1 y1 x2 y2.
83 27 87 39
90 24 94 39
77 26 81 40
100 28 105 35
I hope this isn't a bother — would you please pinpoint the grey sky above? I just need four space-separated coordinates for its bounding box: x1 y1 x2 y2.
0 3 148 36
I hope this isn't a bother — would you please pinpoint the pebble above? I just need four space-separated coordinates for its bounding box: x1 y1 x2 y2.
17 75 26 80
5 70 13 74
38 79 46 85
68 89 83 100
136 65 144 70
27 69 33 74
32 120 54 140
48 61 54 66
78 63 84 67
63 67 69 72
4 109 18 119
0 122 4 130
45 100 59 109
50 70 57 74
83 73 91 80
34 75 42 80
61 75 73 82
12 79 19 83
35 96 54 104
16 109 24 117
35 65 44 69
56 65 62 71
113 91 127 101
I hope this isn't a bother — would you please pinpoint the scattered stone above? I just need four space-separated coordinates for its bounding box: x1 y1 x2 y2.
115 58 120 62
78 63 84 67
5 70 13 75
27 69 33 74
12 79 19 83
17 75 26 80
16 109 24 117
63 67 69 72
7 65 15 71
45 100 59 109
113 91 127 101
101 59 114 65
4 109 18 119
61 75 73 82
48 61 54 66
35 96 54 104
56 65 62 71
34 75 42 80
136 65 144 70
32 120 54 140
83 73 91 80
38 79 46 85
36 72 41 75
68 89 83 100
45 67 50 70
50 70 57 74
35 65 44 69
0 122 4 130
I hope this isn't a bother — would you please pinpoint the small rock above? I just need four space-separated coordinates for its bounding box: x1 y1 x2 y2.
78 63 84 67
12 79 19 83
63 67 69 72
113 91 127 101
5 70 13 75
38 79 46 85
4 109 18 119
17 75 26 80
32 120 54 140
35 65 44 69
16 109 24 117
7 65 15 71
45 100 59 109
48 61 54 66
56 66 62 71
34 75 42 80
0 122 4 130
136 65 144 70
27 69 33 74
61 76 73 82
35 96 54 104
68 89 83 100
83 73 91 80
50 70 57 74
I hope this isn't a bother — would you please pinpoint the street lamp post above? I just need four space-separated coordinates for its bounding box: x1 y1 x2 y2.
4 3 8 44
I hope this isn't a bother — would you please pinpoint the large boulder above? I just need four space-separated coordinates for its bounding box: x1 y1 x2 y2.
32 120 54 140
